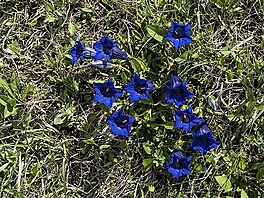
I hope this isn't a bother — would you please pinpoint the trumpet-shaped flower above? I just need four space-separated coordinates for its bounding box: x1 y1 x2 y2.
174 106 200 132
94 34 127 61
164 151 191 180
165 72 194 107
71 41 88 64
93 78 122 109
111 47 128 60
124 73 155 103
189 128 220 155
107 109 134 137
165 22 192 50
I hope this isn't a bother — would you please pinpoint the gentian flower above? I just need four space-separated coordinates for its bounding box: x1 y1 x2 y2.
94 34 128 61
164 151 191 180
88 60 113 69
165 72 194 107
165 22 192 50
189 123 220 155
93 78 122 109
71 41 88 64
174 106 200 132
124 73 155 103
107 109 134 137
111 47 128 60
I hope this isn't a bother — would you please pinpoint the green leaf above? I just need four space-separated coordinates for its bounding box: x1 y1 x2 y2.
54 114 66 125
143 159 153 171
255 103 264 110
250 162 264 170
4 103 17 118
21 85 34 101
44 15 57 23
14 191 27 198
0 77 17 100
143 142 152 155
118 141 128 150
45 2 55 13
82 7 93 12
215 175 233 191
256 167 264 181
154 149 165 165
0 95 8 106
221 47 231 56
8 41 20 54
99 145 111 149
10 72 20 95
246 88 254 101
161 121 175 130
238 159 246 171
68 22 75 37
129 58 147 73
146 25 166 42
0 94 17 118
83 138 98 146
241 190 249 198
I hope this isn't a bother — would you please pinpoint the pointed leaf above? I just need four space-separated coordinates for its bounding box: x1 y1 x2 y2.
147 25 166 42
68 22 75 36
215 175 233 191
143 158 153 171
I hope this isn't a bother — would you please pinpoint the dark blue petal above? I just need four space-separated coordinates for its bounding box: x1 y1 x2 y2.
165 22 192 51
168 167 181 179
170 71 182 87
165 79 193 107
164 151 191 180
93 78 122 109
107 109 134 137
71 55 78 64
179 38 192 46
124 73 155 103
174 107 200 132
112 47 128 59
93 35 122 62
71 41 88 64
94 52 105 61
189 131 220 155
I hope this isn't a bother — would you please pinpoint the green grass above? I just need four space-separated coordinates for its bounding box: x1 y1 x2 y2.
0 0 263 197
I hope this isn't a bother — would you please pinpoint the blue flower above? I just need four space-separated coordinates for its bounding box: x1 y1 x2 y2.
165 72 194 107
164 151 191 180
93 78 122 109
71 41 88 64
107 109 134 137
124 73 155 103
111 47 128 59
174 106 201 132
88 60 113 69
94 34 127 61
165 22 192 50
189 123 220 155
